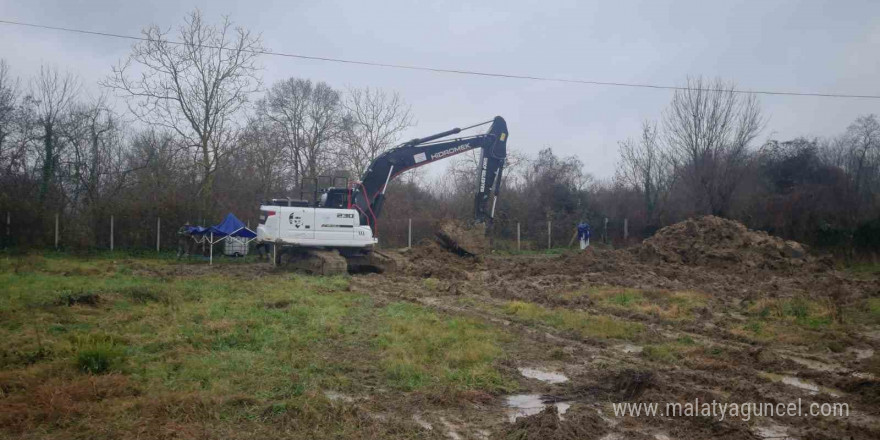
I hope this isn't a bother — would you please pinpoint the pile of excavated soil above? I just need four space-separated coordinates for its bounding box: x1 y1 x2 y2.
394 239 483 279
636 216 812 270
435 220 490 256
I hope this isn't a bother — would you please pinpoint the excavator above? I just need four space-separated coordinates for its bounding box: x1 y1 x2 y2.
255 116 508 274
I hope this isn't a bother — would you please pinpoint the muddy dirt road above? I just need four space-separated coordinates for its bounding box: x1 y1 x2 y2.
353 216 880 439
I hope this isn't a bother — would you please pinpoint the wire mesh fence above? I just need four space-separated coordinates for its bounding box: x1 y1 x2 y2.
1 210 640 253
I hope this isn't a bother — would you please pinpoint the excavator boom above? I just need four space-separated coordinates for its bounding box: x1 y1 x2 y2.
351 116 508 230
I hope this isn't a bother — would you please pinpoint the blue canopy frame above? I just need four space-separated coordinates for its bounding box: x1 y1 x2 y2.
187 213 257 264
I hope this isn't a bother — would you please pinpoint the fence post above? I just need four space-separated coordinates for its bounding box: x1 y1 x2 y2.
5 212 9 245
623 218 628 241
547 221 551 250
603 217 608 244
517 222 521 251
110 215 114 251
156 217 161 253
54 213 59 249
408 218 412 249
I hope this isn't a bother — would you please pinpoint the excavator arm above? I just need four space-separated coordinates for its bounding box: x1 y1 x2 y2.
350 116 508 231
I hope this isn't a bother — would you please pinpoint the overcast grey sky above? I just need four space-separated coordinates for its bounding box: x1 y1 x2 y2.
1 0 878 179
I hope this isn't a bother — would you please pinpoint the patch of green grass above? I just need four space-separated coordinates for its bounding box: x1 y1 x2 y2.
608 290 644 307
0 253 517 421
747 297 834 328
867 298 880 323
376 302 511 392
73 334 127 374
845 261 880 277
642 336 704 364
503 300 643 340
585 287 707 321
643 344 679 363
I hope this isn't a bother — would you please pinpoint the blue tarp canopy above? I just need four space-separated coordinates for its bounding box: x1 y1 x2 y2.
186 213 256 238
185 213 257 265
208 213 257 238
187 226 210 235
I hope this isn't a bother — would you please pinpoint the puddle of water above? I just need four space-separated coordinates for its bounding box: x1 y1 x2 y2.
781 355 840 372
412 414 432 431
759 372 842 397
324 390 354 402
863 330 880 341
853 348 875 360
753 422 795 439
596 408 619 426
853 372 878 380
505 394 571 422
781 376 820 393
617 344 643 354
518 367 569 384
439 417 462 440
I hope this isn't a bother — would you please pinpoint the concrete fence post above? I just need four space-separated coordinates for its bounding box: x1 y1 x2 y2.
110 215 114 251
547 221 552 250
156 217 161 252
408 218 412 249
517 222 521 251
603 217 609 244
54 214 59 249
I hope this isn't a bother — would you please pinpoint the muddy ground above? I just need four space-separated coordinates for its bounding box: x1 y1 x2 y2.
352 216 880 439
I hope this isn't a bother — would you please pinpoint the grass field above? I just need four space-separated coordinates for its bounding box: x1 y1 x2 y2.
0 253 513 439
3 252 879 439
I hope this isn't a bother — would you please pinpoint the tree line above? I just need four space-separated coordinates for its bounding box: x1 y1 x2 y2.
0 10 878 256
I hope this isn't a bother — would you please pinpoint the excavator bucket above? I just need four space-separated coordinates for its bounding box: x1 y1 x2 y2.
435 220 490 257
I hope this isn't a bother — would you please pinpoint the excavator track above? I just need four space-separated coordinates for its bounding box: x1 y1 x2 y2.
344 249 406 274
276 248 348 276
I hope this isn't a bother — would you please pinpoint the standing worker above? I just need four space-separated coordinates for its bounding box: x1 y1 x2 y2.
177 222 192 259
577 222 591 250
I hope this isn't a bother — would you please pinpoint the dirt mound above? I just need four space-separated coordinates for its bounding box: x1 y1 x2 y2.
395 239 482 279
435 220 490 256
636 216 811 270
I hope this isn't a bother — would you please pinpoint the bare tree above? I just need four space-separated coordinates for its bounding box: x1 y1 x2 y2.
260 78 342 185
24 65 80 203
340 87 413 177
663 77 764 216
104 10 264 208
61 95 126 209
616 121 675 223
0 60 18 161
238 112 288 197
842 115 880 198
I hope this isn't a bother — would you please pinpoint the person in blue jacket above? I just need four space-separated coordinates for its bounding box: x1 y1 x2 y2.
577 222 591 250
